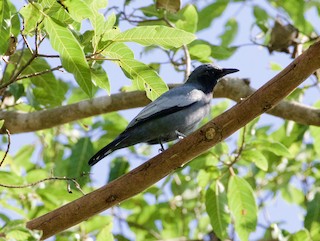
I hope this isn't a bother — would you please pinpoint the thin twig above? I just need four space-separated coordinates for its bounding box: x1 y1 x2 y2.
34 24 39 54
37 54 60 58
182 44 191 81
233 126 246 163
16 65 63 80
0 174 87 195
0 129 11 167
21 34 34 54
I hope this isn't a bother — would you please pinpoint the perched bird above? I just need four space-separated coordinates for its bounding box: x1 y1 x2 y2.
89 64 239 166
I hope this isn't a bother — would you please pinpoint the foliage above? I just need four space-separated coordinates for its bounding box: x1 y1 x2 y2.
0 0 319 240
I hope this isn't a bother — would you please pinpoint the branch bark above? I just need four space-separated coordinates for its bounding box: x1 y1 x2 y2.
1 76 320 134
26 40 320 239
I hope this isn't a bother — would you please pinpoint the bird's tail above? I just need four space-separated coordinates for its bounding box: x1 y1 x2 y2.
88 134 128 166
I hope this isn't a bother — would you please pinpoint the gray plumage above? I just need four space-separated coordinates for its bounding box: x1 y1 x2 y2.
89 64 239 166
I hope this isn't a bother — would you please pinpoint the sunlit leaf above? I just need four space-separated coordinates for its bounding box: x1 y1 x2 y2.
62 0 93 22
44 16 92 97
19 3 42 35
0 0 11 54
206 181 230 240
91 63 110 94
288 229 311 241
113 26 196 49
102 42 134 60
228 176 257 241
280 184 304 205
175 4 198 33
241 149 268 171
119 58 168 100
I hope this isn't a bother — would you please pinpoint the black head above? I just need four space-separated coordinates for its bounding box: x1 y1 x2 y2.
187 64 239 94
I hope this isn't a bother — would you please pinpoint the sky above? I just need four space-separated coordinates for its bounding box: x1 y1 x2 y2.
6 0 320 240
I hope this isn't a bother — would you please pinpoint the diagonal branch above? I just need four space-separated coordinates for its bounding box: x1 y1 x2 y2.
26 40 320 239
1 76 320 134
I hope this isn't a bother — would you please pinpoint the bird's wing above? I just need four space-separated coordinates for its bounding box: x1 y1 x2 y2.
127 86 205 129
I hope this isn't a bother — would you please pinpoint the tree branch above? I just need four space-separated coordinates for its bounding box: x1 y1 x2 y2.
1 77 320 134
26 40 320 239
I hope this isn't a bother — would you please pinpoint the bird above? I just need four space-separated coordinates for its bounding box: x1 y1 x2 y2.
88 64 239 166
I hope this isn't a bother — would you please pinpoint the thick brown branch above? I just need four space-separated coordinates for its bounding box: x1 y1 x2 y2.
1 77 320 134
26 40 320 239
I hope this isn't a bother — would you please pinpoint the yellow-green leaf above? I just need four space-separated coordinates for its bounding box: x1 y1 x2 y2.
113 26 196 49
0 0 11 54
228 176 257 241
206 180 230 240
119 58 168 100
44 17 92 97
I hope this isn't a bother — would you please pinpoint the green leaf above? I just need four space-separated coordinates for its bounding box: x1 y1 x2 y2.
0 0 11 55
26 169 49 183
8 83 25 101
270 62 283 71
0 171 24 186
228 176 257 241
91 63 110 94
252 139 293 158
4 51 67 107
253 5 269 22
96 222 114 241
108 157 130 182
19 3 42 35
0 120 4 129
206 181 230 240
310 126 320 157
102 42 134 60
13 145 36 172
62 0 93 22
275 0 313 34
280 184 304 205
44 1 75 26
44 16 92 97
174 4 198 33
252 139 292 157
197 1 228 31
8 2 20 36
6 228 34 241
241 149 268 171
113 26 196 49
189 43 211 62
83 215 113 233
305 192 320 240
211 45 237 60
119 58 168 100
288 229 311 241
67 137 94 185
89 0 110 50
219 18 238 47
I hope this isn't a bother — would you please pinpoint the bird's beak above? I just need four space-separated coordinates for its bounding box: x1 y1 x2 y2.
221 68 239 77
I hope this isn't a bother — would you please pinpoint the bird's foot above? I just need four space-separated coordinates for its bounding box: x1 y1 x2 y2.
175 130 186 140
158 141 165 153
